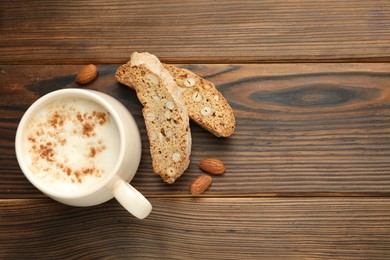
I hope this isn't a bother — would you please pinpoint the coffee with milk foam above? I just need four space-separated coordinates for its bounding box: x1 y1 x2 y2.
24 97 120 194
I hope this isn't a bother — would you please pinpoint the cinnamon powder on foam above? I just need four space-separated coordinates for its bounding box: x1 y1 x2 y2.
26 98 113 186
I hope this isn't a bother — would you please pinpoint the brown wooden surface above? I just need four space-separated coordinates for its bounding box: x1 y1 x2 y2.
1 1 390 259
1 0 390 64
2 63 390 199
2 198 390 259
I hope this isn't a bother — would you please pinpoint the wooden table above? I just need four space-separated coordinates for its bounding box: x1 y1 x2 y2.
1 1 390 259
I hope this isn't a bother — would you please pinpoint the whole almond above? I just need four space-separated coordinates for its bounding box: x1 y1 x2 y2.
199 158 225 175
76 64 98 84
190 175 212 195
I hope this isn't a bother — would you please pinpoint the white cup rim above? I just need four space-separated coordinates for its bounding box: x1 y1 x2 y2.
15 89 128 199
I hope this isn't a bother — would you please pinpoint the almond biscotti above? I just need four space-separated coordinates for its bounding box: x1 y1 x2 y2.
163 64 235 137
116 61 235 137
116 52 191 184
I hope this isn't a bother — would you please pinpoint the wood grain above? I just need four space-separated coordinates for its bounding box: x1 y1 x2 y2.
1 63 390 198
1 198 390 259
2 1 390 258
1 0 390 64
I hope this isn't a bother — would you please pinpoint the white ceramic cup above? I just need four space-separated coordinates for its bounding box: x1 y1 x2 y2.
15 88 152 219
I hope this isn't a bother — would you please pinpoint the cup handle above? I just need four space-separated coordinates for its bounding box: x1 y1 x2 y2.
113 180 152 219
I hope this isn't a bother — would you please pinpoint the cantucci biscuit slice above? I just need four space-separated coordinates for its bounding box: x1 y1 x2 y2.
116 52 191 184
163 64 235 137
116 62 235 137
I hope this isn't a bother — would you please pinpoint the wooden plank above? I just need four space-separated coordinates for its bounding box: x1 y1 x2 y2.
1 63 390 198
1 0 390 64
1 198 390 259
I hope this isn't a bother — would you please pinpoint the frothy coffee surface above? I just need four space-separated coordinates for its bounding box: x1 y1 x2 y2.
25 97 120 194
